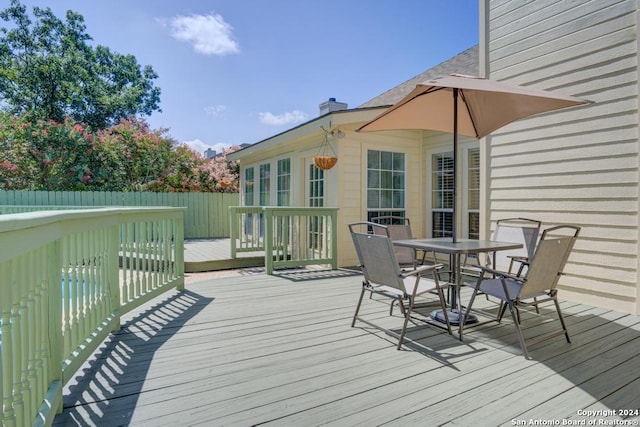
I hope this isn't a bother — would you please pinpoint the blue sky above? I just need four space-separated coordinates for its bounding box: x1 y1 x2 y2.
16 1 479 155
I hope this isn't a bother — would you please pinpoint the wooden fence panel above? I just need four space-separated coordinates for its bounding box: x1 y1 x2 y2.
0 190 238 239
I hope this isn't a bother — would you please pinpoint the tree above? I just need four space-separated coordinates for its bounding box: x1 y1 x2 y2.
0 0 161 130
95 117 176 191
146 145 241 193
0 112 106 190
0 113 241 192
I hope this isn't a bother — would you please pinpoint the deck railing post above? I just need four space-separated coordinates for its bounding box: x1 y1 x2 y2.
229 206 238 258
175 215 185 291
46 238 64 418
330 209 338 270
108 223 121 332
264 207 274 275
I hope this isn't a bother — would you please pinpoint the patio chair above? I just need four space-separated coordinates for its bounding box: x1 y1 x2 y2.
463 217 542 277
349 222 452 350
461 225 580 359
371 216 429 269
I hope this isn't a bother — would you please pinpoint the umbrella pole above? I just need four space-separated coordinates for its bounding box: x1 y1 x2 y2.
452 88 458 243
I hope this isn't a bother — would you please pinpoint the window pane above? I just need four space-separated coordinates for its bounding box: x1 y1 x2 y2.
393 152 404 171
468 148 480 210
467 148 480 239
367 170 379 188
308 163 324 207
431 152 453 238
259 164 270 205
277 158 290 206
432 211 453 238
380 189 392 208
367 149 405 218
367 150 379 169
367 189 379 209
393 172 404 189
244 167 254 205
381 171 392 188
381 151 393 170
393 190 405 208
469 212 480 240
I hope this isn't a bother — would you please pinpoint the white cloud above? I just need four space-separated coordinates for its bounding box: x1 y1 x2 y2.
259 110 309 126
165 13 239 56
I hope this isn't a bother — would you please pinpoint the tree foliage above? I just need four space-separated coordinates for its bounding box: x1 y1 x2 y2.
0 113 240 192
0 0 161 129
0 1 238 193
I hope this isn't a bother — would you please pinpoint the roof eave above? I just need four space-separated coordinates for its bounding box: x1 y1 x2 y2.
227 106 389 161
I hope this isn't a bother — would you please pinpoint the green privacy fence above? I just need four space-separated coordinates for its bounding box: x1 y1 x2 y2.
0 190 239 239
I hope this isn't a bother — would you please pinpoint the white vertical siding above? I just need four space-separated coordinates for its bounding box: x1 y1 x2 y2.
485 0 639 313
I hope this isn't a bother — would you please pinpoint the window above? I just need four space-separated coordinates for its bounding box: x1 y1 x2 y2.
367 149 405 221
308 163 325 250
431 148 480 239
244 167 254 206
277 158 291 206
432 152 454 238
259 163 270 206
308 163 324 207
467 148 480 240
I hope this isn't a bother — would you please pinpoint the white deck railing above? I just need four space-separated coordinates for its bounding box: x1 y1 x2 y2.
229 206 338 274
0 207 184 427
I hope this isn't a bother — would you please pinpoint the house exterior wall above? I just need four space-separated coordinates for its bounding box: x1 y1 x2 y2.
338 129 426 267
482 0 640 314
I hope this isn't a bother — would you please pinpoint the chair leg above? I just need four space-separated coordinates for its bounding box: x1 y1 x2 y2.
507 301 530 359
391 300 404 316
461 286 479 331
436 284 453 335
553 297 571 343
497 301 522 324
397 297 413 349
351 286 367 327
497 302 507 322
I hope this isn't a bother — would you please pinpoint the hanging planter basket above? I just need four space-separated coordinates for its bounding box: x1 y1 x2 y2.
314 124 341 170
314 155 338 170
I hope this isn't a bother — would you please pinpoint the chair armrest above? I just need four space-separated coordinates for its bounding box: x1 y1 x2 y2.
477 265 523 282
400 263 443 278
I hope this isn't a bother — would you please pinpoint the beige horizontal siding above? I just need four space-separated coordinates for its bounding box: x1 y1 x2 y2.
337 129 426 267
486 0 639 313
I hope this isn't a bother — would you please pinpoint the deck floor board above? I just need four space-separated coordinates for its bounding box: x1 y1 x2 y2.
53 270 640 426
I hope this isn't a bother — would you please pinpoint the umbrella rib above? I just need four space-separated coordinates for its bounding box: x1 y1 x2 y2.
401 85 446 102
458 90 480 138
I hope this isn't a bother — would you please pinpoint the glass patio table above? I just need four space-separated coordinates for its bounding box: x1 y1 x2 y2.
393 238 523 340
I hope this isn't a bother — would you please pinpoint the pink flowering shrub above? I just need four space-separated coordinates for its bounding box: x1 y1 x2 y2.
0 113 240 192
0 114 102 190
146 144 240 193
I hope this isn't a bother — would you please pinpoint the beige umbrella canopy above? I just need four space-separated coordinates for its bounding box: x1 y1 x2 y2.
358 74 591 242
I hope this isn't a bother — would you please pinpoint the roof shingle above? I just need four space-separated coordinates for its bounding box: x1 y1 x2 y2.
358 45 479 108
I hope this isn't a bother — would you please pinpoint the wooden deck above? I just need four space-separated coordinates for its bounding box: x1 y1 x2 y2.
52 269 640 426
184 238 265 272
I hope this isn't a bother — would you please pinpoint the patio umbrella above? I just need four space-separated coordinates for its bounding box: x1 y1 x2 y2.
358 74 591 242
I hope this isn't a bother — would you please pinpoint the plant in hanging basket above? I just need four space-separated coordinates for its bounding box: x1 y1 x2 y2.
314 155 338 170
